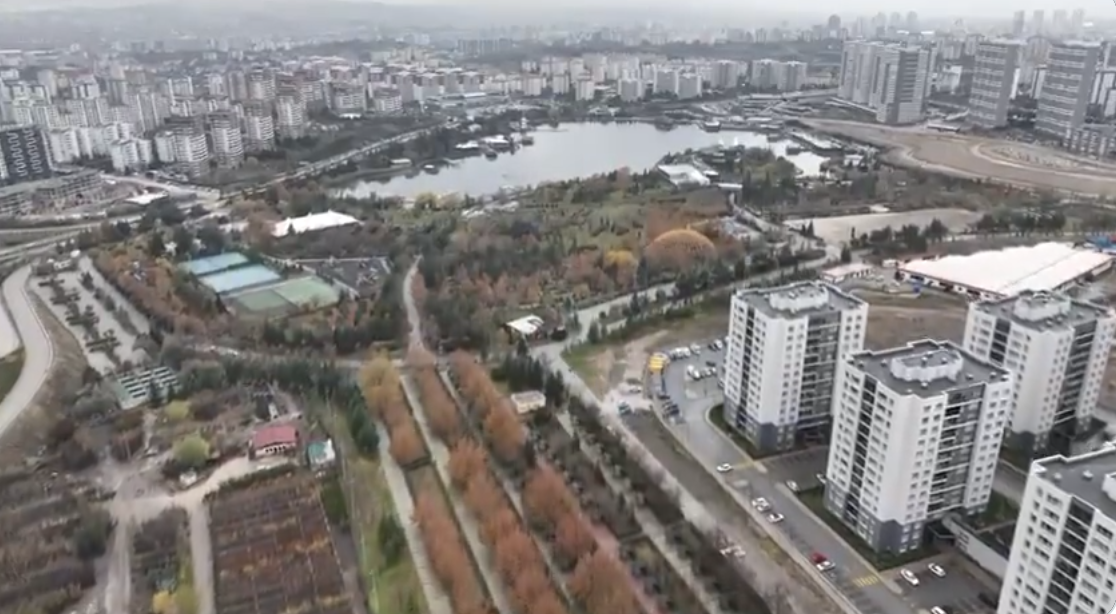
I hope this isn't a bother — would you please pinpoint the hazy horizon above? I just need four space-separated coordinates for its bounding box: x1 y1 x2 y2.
0 0 1098 21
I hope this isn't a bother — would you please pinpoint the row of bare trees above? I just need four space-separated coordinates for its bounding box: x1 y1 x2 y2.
447 441 567 614
359 356 425 467
413 493 492 614
448 352 527 465
523 466 643 614
441 351 643 614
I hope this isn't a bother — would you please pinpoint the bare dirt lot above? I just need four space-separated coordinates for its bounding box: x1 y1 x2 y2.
852 290 968 350
806 119 1116 196
805 209 982 244
567 310 729 397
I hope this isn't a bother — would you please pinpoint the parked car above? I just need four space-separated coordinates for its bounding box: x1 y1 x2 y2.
927 563 946 578
716 463 733 473
930 607 948 614
785 480 800 493
766 513 785 523
751 497 771 511
900 569 919 586
811 552 834 572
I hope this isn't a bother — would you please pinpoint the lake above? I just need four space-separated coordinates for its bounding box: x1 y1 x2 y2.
334 122 828 200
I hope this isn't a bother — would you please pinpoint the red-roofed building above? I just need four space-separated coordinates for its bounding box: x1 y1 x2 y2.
251 424 299 458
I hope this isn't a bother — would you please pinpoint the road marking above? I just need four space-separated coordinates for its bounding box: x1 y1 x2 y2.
853 575 881 588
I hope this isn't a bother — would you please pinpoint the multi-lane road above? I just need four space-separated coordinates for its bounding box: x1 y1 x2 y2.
0 265 54 440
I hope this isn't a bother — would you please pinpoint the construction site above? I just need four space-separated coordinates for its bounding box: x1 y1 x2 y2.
805 119 1116 197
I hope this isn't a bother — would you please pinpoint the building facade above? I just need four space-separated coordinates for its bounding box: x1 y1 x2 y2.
969 40 1023 128
722 282 868 454
998 448 1116 614
963 291 1115 455
824 340 1014 555
838 41 930 124
0 125 51 185
1036 42 1101 139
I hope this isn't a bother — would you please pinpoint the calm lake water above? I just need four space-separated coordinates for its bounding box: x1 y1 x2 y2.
334 122 828 200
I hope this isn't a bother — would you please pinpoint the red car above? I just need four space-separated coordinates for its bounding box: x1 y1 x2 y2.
811 552 835 572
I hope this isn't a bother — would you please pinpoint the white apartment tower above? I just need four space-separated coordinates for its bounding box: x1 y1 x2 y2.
722 282 868 454
964 291 1115 455
824 340 1014 555
969 40 1023 128
275 95 306 139
839 41 930 124
998 448 1116 614
1036 41 1101 139
207 111 243 169
243 102 275 151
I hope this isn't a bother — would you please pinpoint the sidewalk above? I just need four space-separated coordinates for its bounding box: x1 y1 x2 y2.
553 412 727 614
376 422 454 614
400 375 515 614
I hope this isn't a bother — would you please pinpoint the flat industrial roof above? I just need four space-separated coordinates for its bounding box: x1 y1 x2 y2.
900 243 1113 296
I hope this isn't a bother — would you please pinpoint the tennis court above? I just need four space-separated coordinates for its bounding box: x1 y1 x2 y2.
199 264 281 294
227 276 341 317
180 252 249 276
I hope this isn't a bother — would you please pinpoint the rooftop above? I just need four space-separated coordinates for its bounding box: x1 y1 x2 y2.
272 209 360 238
252 424 299 450
736 280 865 319
1033 448 1116 522
849 339 1010 398
973 290 1112 332
900 243 1113 297
506 314 544 336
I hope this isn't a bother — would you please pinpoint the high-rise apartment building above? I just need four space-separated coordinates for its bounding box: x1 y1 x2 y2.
838 41 930 124
0 125 51 184
969 40 1023 128
998 447 1116 614
824 340 1014 555
722 282 867 454
1032 10 1045 35
712 60 741 90
1036 42 1101 140
963 291 1115 455
243 102 275 151
275 95 307 139
207 111 243 169
1012 11 1025 37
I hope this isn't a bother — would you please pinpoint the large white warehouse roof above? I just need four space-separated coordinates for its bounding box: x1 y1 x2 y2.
900 243 1113 297
272 210 360 237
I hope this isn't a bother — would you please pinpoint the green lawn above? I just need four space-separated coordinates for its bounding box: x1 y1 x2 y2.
325 410 429 614
0 350 25 404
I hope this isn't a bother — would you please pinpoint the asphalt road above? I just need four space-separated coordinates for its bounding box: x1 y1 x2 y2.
0 265 54 440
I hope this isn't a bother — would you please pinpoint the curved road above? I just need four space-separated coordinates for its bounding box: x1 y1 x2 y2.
0 265 54 439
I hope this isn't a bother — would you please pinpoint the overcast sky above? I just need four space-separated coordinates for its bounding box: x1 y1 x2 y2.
0 0 1097 21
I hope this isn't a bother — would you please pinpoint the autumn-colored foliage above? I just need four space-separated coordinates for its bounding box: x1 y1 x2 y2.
569 550 641 614
413 493 491 614
449 352 526 464
444 433 567 614
413 365 462 442
359 354 427 466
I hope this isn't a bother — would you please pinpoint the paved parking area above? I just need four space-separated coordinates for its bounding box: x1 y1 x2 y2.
894 559 996 614
763 447 830 490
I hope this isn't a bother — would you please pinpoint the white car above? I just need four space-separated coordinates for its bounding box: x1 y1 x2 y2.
716 463 733 473
751 497 771 511
719 545 745 558
900 569 920 586
785 480 800 493
766 513 785 523
927 563 946 578
930 608 948 614
815 559 835 572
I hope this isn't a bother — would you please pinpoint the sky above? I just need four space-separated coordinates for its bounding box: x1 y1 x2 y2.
0 0 1100 21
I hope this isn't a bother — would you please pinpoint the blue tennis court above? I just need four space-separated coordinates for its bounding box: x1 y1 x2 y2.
180 252 249 276
199 265 281 294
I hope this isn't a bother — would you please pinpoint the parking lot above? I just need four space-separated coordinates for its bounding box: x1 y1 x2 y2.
763 447 829 492
892 558 997 614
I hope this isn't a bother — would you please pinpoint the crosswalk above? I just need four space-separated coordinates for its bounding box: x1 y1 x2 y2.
852 575 881 588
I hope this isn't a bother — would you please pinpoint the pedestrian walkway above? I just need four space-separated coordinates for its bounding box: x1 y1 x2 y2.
400 375 515 614
376 423 453 614
853 576 880 588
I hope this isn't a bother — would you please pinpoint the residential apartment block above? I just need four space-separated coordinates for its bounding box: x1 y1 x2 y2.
998 448 1116 614
824 340 1014 555
1036 41 1101 139
969 40 1023 128
964 291 1114 455
722 282 868 454
838 40 930 125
